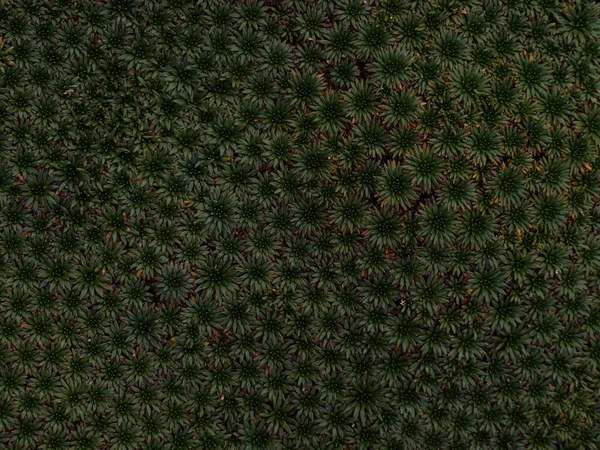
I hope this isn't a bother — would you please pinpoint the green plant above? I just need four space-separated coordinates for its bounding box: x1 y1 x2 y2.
0 2 598 448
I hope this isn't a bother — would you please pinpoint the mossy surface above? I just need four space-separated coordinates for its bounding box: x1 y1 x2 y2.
0 1 600 449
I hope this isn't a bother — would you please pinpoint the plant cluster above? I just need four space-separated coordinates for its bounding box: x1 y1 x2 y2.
1 0 600 449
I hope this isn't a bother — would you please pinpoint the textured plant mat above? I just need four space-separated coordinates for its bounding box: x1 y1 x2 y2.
0 1 600 449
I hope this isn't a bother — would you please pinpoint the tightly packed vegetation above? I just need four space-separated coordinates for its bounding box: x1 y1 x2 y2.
1 0 600 448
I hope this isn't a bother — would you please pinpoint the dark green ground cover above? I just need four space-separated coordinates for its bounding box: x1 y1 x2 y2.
1 0 600 448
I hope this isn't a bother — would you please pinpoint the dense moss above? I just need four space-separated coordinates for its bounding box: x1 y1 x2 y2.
0 1 599 449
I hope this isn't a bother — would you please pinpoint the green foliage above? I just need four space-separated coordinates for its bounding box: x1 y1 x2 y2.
0 1 598 448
